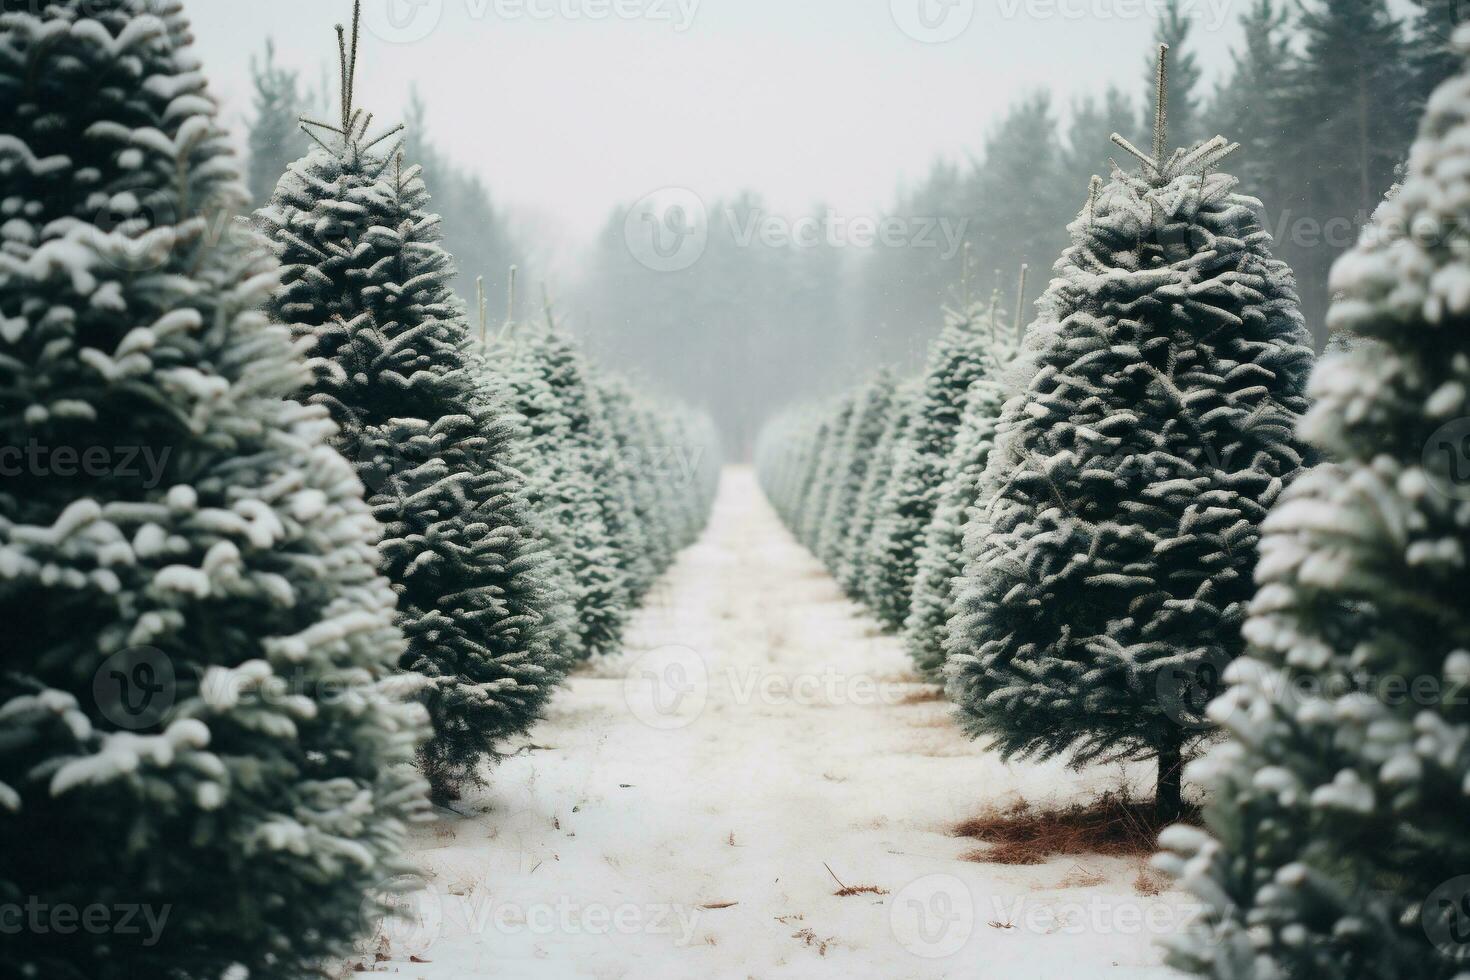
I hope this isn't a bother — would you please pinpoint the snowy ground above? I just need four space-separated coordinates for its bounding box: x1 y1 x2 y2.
354 467 1196 979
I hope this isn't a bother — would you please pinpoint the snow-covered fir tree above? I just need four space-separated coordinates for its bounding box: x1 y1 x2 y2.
1158 27 1470 977
597 373 663 598
257 6 568 799
944 49 1315 821
868 286 1015 634
587 374 655 604
497 323 630 658
814 370 897 570
903 294 1017 677
756 404 825 533
797 393 855 551
0 1 430 975
841 379 918 604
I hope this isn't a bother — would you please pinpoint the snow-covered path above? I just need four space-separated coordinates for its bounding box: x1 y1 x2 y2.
365 467 1195 979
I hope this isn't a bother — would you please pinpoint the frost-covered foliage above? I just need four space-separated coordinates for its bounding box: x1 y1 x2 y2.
256 24 567 799
868 297 1014 633
904 304 1018 678
1158 28 1470 977
943 125 1314 820
849 381 920 610
0 1 429 976
756 376 923 616
496 324 719 660
759 397 849 555
815 371 897 570
756 293 1015 665
797 394 855 551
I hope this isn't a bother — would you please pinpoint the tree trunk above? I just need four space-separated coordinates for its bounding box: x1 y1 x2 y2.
1156 742 1184 825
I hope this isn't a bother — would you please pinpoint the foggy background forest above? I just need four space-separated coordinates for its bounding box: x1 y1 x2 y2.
222 0 1445 455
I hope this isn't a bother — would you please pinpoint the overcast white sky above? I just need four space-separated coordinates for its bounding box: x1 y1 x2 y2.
190 0 1251 246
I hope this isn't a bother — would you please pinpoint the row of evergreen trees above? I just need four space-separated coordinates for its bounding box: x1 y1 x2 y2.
760 61 1312 821
763 26 1470 980
0 2 718 977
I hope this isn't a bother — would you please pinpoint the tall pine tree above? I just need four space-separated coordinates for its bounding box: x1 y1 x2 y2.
868 284 1013 633
945 51 1314 821
0 1 429 975
814 371 896 570
904 293 1017 677
843 380 918 607
245 38 310 207
257 6 568 799
1280 0 1414 328
498 323 630 659
1159 27 1470 978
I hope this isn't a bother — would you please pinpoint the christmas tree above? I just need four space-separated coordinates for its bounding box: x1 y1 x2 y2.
841 380 918 605
587 373 655 605
814 371 897 570
1158 26 1470 977
498 323 630 659
798 394 855 551
596 373 664 598
944 47 1314 821
904 292 1017 677
869 280 1014 634
0 1 429 975
257 5 568 799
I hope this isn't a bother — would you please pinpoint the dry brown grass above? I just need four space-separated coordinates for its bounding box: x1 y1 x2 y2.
897 686 946 704
824 862 890 897
954 789 1199 866
1133 867 1171 896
